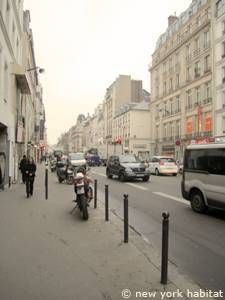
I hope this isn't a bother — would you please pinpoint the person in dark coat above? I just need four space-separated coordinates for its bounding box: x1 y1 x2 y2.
25 157 36 198
19 155 27 184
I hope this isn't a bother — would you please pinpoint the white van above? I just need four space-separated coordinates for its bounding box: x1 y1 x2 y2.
181 142 225 213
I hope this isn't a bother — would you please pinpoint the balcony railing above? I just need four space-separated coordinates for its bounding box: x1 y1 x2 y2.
203 97 212 105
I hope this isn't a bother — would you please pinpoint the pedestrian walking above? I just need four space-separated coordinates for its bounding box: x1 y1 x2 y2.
19 155 27 184
25 157 36 198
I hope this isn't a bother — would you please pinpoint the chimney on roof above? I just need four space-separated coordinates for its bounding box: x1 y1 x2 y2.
168 15 178 26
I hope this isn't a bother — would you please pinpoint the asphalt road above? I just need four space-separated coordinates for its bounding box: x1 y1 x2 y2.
90 166 225 294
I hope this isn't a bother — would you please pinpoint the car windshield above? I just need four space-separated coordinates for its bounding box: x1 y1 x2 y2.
160 157 175 163
69 153 84 160
119 155 140 163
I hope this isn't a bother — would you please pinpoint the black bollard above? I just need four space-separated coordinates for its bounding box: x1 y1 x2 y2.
161 211 170 284
45 163 48 200
124 194 129 243
94 179 97 208
8 176 11 188
105 185 109 221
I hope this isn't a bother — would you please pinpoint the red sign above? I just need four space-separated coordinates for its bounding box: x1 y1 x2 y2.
205 113 212 131
186 118 192 134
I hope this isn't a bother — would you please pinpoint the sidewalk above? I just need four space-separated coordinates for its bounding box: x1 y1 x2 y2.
0 165 217 300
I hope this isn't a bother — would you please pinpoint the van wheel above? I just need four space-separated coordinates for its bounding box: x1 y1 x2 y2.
143 176 150 182
155 169 160 176
190 190 207 213
106 168 112 179
119 172 126 182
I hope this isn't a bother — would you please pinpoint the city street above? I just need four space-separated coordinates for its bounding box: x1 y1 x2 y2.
91 166 225 294
0 165 207 300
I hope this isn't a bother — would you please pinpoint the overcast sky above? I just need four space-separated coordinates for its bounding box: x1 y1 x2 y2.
23 0 191 145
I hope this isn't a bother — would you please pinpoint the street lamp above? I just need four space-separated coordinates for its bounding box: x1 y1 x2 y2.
26 66 45 74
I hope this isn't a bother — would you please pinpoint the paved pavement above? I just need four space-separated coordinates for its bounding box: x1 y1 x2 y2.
0 165 219 300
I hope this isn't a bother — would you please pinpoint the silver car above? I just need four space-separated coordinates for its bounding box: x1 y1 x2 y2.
149 156 178 176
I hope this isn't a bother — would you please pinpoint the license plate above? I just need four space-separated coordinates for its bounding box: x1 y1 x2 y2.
136 174 144 177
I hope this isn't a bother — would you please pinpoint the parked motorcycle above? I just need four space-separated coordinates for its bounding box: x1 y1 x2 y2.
50 159 57 172
56 162 74 184
71 170 93 220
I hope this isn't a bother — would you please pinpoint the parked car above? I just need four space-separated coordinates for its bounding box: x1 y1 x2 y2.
149 156 178 176
106 154 150 182
68 152 87 171
181 142 225 213
86 154 101 166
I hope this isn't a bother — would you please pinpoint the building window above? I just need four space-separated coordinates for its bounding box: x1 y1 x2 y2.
194 61 201 77
204 82 211 100
222 91 225 108
163 81 167 95
176 74 180 87
195 37 200 50
169 57 173 71
186 90 192 109
204 55 210 72
169 78 173 91
186 44 191 60
223 117 225 133
222 66 225 83
203 31 210 48
222 21 225 35
196 15 200 27
195 86 201 105
175 96 180 113
163 124 167 138
175 120 180 137
156 125 159 139
186 66 191 81
175 52 179 64
170 99 174 114
4 61 8 102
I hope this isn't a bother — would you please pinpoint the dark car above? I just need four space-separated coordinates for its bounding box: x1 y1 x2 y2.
86 154 101 166
106 154 150 182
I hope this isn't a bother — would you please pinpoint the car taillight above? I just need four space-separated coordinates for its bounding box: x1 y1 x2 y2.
159 161 164 166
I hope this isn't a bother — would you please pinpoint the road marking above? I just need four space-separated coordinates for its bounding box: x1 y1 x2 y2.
91 171 107 177
91 171 148 190
153 192 188 205
125 183 148 191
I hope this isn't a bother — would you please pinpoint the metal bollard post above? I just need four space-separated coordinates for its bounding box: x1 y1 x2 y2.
124 194 129 243
94 179 97 208
45 162 48 200
105 185 109 221
8 176 11 188
161 211 170 285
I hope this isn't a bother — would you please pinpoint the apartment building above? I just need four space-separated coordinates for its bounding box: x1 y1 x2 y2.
0 2 45 187
113 100 151 160
104 74 145 158
213 0 225 136
0 0 25 186
150 0 212 159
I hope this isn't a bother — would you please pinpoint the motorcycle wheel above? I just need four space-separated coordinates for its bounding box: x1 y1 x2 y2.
66 176 73 185
58 177 63 183
81 194 89 220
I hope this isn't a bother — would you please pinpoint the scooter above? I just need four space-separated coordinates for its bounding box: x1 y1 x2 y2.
70 172 93 220
56 164 74 184
50 159 57 172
